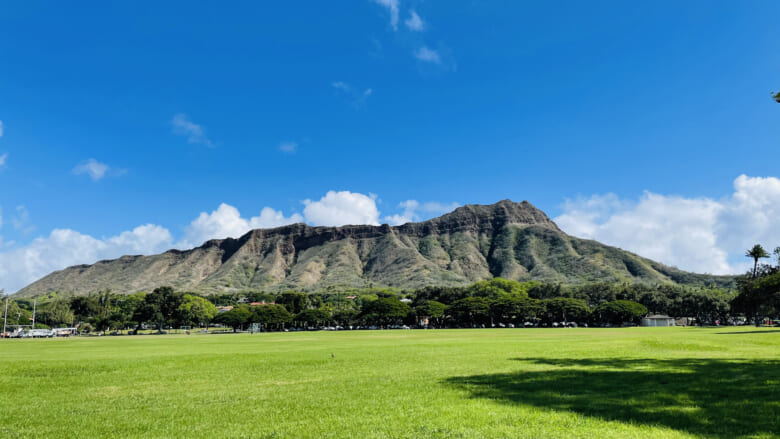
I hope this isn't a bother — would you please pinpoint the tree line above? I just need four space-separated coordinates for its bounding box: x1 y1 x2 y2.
731 244 780 325
2 276 749 333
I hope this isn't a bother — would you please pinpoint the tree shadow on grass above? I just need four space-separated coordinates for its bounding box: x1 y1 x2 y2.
716 330 780 335
445 358 780 437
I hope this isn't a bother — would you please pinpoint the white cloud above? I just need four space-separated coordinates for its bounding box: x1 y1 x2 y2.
303 191 380 226
251 207 304 229
331 81 373 108
372 0 399 30
405 10 425 31
279 141 298 153
385 200 460 225
331 81 349 92
172 113 214 147
0 153 7 168
72 159 112 181
11 205 34 235
414 46 441 64
0 224 173 293
0 120 4 138
554 175 780 275
0 201 307 292
177 203 303 249
0 191 460 292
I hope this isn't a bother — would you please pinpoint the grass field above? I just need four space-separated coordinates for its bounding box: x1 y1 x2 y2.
1 327 779 438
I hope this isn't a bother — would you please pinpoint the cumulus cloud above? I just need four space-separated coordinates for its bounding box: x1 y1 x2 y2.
303 191 380 226
72 158 113 181
554 175 780 275
385 200 460 225
372 0 399 30
405 10 425 31
0 202 307 292
251 207 304 229
177 203 303 249
0 191 459 292
414 46 441 64
0 224 173 293
0 153 7 168
172 113 214 147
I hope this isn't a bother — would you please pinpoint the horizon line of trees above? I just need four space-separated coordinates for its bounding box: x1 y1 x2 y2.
2 280 740 333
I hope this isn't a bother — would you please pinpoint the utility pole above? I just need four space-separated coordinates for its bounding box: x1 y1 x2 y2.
31 298 37 331
3 294 8 338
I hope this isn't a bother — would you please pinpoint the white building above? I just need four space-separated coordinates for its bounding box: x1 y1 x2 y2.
641 314 675 327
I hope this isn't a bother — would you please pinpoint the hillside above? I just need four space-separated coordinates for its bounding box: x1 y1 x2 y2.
14 200 735 297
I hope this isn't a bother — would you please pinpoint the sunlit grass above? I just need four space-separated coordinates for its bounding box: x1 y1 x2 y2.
1 327 778 438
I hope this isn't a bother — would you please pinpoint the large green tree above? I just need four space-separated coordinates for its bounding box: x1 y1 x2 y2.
360 296 411 326
594 300 647 325
295 308 331 326
449 297 491 327
415 300 446 327
40 299 75 327
213 305 252 332
746 244 770 278
133 286 184 330
733 272 780 325
178 294 218 327
490 296 544 324
276 292 307 314
543 298 590 323
251 304 293 330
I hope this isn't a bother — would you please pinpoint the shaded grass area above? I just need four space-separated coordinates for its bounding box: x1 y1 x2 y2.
1 328 779 438
446 357 780 438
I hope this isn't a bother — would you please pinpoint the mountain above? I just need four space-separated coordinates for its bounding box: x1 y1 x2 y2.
14 200 734 297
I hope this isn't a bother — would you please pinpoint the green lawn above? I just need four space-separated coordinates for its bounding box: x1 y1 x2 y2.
1 327 779 438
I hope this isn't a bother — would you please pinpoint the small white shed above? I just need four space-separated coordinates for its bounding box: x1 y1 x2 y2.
642 314 676 327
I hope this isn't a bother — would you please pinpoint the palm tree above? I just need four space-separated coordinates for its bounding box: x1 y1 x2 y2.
745 244 770 278
774 91 780 103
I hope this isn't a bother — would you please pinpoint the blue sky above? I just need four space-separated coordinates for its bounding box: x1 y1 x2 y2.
1 1 779 292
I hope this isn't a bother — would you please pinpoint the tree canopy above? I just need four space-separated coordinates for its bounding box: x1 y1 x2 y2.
746 244 770 278
595 300 647 325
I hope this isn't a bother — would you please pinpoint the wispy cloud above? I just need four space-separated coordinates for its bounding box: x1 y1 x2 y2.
405 10 425 31
278 141 298 153
372 0 399 31
72 158 124 182
331 81 373 108
172 113 214 147
11 205 34 235
385 200 460 225
0 120 5 169
414 46 441 64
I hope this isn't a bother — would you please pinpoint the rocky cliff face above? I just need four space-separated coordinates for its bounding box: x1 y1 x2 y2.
14 200 732 297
